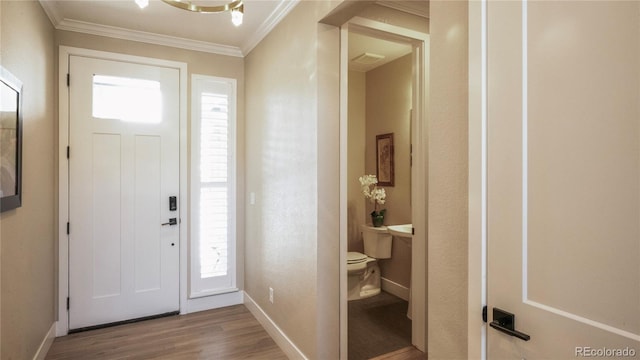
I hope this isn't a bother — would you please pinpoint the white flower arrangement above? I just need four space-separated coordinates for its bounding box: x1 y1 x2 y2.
359 175 386 224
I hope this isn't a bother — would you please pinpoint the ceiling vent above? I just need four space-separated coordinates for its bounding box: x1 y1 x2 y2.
351 52 385 65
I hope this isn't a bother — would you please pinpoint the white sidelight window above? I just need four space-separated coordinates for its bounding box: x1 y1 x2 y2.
190 75 237 297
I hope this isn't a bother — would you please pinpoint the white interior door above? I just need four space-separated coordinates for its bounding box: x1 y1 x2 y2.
488 1 640 357
68 55 180 330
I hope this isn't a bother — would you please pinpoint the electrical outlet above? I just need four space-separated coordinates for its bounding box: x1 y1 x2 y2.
269 287 274 304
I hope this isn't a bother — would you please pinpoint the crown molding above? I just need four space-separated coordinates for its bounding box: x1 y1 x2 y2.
39 0 64 27
38 0 297 58
58 18 244 57
240 0 300 56
377 1 429 19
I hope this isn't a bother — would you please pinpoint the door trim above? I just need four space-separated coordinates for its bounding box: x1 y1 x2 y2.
468 1 487 359
56 46 188 336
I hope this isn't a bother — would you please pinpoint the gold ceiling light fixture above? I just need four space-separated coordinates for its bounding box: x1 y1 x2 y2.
137 0 244 26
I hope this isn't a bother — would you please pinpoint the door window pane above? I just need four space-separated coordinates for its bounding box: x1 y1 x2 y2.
93 75 162 124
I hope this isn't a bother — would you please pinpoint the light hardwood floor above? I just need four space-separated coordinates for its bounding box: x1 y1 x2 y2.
46 305 288 360
46 304 426 359
370 347 427 360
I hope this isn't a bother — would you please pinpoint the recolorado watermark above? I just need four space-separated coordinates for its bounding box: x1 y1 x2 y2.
575 347 636 357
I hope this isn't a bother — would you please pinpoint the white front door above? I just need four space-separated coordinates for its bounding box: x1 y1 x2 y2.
488 1 640 357
68 55 180 330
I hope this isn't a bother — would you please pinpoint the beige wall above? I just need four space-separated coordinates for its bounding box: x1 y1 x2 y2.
316 21 341 359
244 1 340 358
427 1 469 358
365 54 412 287
358 3 428 34
347 70 366 253
0 5 247 358
0 1 472 359
0 1 56 358
249 4 425 356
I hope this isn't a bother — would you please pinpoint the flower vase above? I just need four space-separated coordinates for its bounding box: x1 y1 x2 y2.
371 213 385 227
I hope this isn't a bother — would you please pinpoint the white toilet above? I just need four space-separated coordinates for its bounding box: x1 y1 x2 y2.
347 225 393 301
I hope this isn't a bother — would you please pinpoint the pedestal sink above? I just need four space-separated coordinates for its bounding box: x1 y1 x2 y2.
387 224 413 241
387 223 414 319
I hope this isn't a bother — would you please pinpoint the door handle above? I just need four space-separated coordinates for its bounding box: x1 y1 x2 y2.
161 218 177 226
489 307 530 341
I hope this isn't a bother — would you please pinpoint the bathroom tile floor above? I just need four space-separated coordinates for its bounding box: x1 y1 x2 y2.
348 291 413 360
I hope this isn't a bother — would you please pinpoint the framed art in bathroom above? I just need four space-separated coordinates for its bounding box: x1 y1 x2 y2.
0 66 23 212
376 133 394 186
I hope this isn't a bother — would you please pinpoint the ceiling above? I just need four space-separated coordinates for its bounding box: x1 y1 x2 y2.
39 0 426 59
348 32 413 72
39 0 299 57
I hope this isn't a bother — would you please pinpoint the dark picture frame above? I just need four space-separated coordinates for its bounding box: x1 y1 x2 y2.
0 66 23 212
376 133 394 186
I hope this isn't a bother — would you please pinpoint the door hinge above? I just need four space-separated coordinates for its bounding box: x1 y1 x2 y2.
410 144 413 167
66 222 70 235
66 297 70 310
67 73 70 87
66 146 70 159
482 305 488 323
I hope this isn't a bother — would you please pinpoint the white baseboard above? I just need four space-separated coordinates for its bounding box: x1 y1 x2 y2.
243 292 308 360
381 277 410 301
34 322 56 360
185 290 244 314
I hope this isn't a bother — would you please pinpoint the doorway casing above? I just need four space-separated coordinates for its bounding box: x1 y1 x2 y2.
468 1 487 358
339 17 429 357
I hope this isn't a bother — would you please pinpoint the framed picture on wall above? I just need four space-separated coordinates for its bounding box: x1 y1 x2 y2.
376 133 394 186
0 66 23 212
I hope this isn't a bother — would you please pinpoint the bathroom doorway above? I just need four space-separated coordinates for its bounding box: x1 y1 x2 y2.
339 14 428 360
